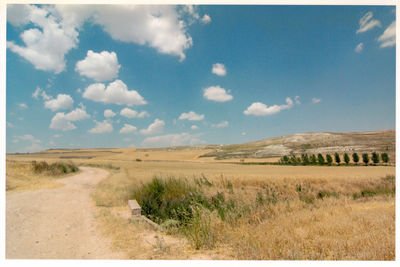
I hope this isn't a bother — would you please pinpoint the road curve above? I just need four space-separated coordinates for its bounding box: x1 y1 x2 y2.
6 167 123 259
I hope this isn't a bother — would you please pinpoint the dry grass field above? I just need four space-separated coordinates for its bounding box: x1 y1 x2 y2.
6 146 396 260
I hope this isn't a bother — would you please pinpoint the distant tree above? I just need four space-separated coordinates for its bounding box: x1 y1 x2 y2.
310 154 317 165
381 153 389 164
343 153 350 165
317 153 325 165
280 155 289 164
352 153 359 165
371 152 379 165
334 153 341 165
289 154 298 165
326 154 333 165
301 154 310 165
362 153 369 166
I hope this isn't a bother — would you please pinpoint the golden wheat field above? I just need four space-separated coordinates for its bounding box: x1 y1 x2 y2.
6 148 396 260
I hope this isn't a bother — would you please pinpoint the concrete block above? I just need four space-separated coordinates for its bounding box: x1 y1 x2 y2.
128 199 141 216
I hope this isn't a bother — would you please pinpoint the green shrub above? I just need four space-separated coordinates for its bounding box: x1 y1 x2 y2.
371 152 379 165
352 153 359 165
32 161 78 176
317 154 325 165
343 153 350 165
334 153 341 165
326 154 333 165
381 153 389 164
310 154 317 165
362 153 369 166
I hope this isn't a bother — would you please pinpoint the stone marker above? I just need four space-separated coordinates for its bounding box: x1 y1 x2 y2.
128 200 141 216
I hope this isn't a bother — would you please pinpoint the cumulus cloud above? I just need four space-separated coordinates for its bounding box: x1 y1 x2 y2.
312 97 321 104
7 121 15 128
104 109 116 118
49 107 89 131
88 120 113 134
44 94 74 111
140 119 165 135
201 14 212 24
212 121 229 128
355 42 364 53
356 12 381 34
141 132 204 147
377 21 396 48
7 4 79 73
178 111 205 121
75 50 120 81
203 86 233 102
211 63 227 76
32 87 51 101
89 5 194 61
191 125 198 130
50 113 76 131
83 80 146 106
120 108 138 118
120 124 137 134
64 107 90 121
17 103 28 109
244 97 294 116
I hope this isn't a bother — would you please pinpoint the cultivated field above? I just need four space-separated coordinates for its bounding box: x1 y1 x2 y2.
6 144 395 260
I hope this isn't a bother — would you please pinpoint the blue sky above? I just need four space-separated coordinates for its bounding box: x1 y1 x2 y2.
5 4 396 152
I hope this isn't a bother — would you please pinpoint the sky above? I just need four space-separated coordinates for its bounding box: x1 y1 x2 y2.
5 4 396 153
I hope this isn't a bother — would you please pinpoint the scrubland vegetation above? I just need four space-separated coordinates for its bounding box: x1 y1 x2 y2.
6 160 79 192
6 143 395 260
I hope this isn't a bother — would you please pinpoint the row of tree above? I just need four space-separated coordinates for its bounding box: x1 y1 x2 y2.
279 152 390 166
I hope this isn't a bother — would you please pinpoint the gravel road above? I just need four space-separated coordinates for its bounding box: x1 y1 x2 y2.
6 167 123 259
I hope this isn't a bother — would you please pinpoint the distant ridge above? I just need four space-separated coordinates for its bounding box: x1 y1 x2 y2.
200 130 395 159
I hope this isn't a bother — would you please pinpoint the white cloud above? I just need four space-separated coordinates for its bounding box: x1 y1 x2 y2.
7 121 15 128
244 97 294 116
295 96 301 104
7 5 79 73
356 12 381 34
88 120 113 134
17 103 28 109
120 108 138 118
141 132 204 147
377 21 396 48
179 111 205 121
242 132 246 136
19 134 41 143
120 124 137 134
203 86 233 102
49 113 76 131
33 87 51 101
25 143 43 153
312 97 321 104
201 14 212 24
75 50 120 81
44 94 74 111
64 107 90 121
191 125 198 130
53 134 62 138
211 63 227 76
140 119 165 135
355 42 364 53
83 80 146 106
104 109 116 118
212 121 229 128
90 5 193 61
49 107 89 131
137 111 150 118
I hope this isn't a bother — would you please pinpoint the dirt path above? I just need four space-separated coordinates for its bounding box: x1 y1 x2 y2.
6 167 124 259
